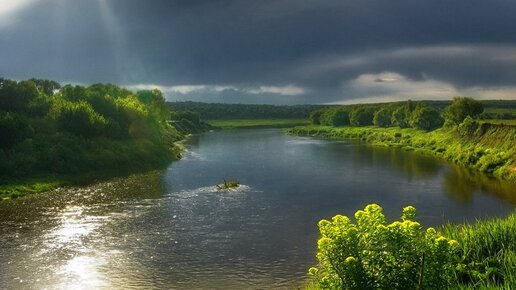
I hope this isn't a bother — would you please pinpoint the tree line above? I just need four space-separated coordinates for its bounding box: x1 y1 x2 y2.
168 101 327 120
309 98 485 131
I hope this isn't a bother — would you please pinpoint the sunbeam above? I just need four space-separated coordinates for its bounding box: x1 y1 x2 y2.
95 0 144 83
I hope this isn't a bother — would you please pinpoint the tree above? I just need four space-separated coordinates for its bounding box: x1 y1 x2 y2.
310 109 325 125
332 109 350 126
59 85 88 102
350 107 374 126
0 111 33 149
0 79 40 112
409 105 444 131
443 97 483 125
50 100 108 137
373 108 392 127
29 78 61 96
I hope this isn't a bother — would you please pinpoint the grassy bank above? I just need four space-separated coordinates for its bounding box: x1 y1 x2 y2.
208 118 309 129
287 124 516 182
0 138 185 200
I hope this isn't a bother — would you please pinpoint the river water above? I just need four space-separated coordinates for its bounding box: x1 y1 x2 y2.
1 129 515 289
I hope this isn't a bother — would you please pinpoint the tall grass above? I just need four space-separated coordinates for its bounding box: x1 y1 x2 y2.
441 213 516 289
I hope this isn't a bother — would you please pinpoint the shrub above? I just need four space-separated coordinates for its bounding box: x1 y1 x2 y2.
308 204 459 289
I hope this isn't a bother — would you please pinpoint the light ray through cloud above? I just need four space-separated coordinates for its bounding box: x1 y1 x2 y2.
0 0 35 27
96 0 144 83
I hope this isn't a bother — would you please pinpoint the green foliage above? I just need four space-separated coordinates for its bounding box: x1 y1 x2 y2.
0 78 40 112
0 111 34 149
373 108 392 127
332 109 350 126
310 109 325 125
29 78 61 96
390 107 409 128
0 77 198 198
50 100 108 137
309 204 459 289
349 107 374 126
441 213 516 288
409 105 444 131
443 97 484 125
320 108 350 126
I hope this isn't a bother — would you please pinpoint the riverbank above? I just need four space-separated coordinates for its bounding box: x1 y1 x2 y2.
287 124 516 183
208 118 309 129
0 138 186 200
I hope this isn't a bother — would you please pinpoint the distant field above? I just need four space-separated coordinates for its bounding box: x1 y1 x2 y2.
481 119 516 126
207 119 309 128
484 107 516 114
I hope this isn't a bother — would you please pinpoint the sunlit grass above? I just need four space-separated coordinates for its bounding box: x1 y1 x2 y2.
441 213 516 289
208 118 309 128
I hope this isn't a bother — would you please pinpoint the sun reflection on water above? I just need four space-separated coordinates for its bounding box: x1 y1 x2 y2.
42 205 109 289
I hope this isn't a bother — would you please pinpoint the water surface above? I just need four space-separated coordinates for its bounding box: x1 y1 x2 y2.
1 129 514 289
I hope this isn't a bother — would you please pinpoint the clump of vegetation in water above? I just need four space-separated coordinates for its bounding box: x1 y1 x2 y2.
216 179 240 190
307 204 516 290
308 204 459 289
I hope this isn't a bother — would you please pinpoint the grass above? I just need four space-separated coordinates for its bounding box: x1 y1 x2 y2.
207 118 309 129
0 163 176 200
287 124 516 183
441 213 516 289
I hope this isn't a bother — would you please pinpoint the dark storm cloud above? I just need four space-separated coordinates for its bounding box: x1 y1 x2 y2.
1 0 516 103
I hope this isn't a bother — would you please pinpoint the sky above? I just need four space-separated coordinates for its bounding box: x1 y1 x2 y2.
1 0 516 104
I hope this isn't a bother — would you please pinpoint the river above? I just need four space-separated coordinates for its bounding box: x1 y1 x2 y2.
1 129 515 289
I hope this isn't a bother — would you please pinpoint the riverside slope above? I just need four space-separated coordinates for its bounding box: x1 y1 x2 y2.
287 123 516 183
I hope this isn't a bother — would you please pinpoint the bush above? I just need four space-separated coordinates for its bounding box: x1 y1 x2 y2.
309 204 459 289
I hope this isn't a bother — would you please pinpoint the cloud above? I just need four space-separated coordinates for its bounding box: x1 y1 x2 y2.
125 84 236 94
248 85 305 96
329 72 516 104
1 1 516 104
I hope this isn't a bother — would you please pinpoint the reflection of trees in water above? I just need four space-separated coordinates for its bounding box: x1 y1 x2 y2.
351 145 442 180
444 166 516 204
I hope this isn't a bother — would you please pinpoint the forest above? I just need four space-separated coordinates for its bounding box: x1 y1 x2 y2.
0 77 204 198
